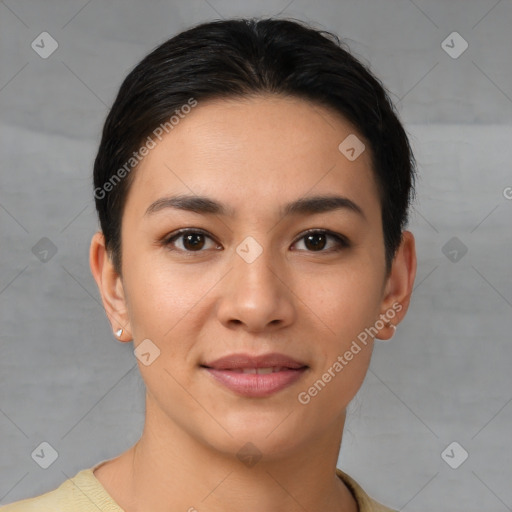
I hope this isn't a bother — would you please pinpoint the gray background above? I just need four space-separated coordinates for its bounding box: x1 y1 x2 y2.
1 0 511 510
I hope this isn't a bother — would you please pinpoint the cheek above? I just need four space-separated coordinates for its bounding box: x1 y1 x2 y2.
298 263 383 341
121 259 207 396
293 262 383 401
297 280 378 414
310 346 373 416
122 253 218 349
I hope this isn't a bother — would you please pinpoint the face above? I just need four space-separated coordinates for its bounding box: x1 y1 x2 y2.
92 94 415 460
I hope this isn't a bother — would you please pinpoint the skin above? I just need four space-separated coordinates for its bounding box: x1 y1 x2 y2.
90 94 416 512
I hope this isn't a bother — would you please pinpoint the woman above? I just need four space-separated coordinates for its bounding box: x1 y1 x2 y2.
2 17 416 512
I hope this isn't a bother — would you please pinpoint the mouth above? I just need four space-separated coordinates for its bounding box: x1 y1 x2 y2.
210 366 300 374
200 352 309 398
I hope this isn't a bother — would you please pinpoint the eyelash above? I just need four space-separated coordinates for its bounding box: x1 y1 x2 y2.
161 228 350 254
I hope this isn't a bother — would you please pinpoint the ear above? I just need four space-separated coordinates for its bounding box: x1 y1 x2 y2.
376 230 417 340
89 231 132 342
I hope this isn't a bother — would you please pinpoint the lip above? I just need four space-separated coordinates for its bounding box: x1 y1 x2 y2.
203 352 307 370
201 352 309 398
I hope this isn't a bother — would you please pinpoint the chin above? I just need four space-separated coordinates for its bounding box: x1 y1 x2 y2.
200 409 314 460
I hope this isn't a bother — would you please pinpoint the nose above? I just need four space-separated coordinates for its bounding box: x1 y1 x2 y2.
216 244 296 333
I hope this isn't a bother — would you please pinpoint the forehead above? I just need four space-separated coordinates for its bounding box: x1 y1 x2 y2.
124 94 380 222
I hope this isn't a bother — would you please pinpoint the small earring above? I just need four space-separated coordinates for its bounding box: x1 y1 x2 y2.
115 328 123 337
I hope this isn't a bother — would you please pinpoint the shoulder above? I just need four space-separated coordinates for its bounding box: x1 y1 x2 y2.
0 466 123 512
336 468 397 512
0 478 74 512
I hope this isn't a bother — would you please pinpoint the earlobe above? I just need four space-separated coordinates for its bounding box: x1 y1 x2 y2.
377 230 417 338
89 231 132 340
114 327 132 343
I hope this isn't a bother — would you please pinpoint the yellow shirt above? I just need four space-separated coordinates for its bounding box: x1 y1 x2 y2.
0 461 396 511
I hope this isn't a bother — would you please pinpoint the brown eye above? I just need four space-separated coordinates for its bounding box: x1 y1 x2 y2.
292 230 349 253
304 232 327 251
181 232 205 251
163 229 219 252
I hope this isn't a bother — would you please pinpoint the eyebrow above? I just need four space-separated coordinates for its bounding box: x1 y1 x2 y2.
144 193 366 220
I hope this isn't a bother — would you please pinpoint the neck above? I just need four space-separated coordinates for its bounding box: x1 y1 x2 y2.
95 396 358 512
